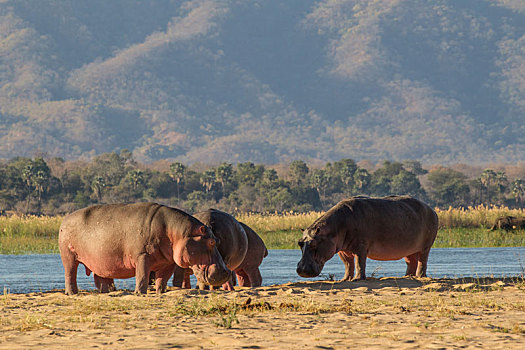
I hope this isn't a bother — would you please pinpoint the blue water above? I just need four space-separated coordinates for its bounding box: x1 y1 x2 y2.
1 247 524 294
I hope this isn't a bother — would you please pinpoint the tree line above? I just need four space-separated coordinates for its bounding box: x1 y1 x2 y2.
0 151 524 216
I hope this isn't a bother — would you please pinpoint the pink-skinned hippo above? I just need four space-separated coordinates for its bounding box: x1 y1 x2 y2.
173 221 268 289
297 196 438 281
172 209 248 290
58 202 231 295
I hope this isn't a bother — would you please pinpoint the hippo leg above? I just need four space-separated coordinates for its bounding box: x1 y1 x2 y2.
172 265 186 288
134 254 151 294
94 275 115 293
182 271 192 289
197 281 208 290
61 249 79 295
415 248 431 278
352 246 367 281
155 264 175 294
235 270 250 287
338 251 355 281
247 268 263 287
222 280 234 291
404 253 420 276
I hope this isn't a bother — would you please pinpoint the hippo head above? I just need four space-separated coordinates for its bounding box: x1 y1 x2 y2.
296 225 338 278
173 225 231 286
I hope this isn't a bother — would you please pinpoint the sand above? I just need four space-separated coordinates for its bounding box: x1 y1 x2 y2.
1 277 524 349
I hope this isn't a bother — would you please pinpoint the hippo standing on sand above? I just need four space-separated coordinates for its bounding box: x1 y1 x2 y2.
297 196 438 281
59 203 231 295
172 209 248 290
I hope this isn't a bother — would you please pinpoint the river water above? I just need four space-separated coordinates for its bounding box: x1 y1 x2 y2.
1 247 524 294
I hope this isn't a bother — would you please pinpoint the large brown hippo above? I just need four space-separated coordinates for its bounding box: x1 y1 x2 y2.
297 196 438 281
59 203 231 295
490 216 525 231
172 209 249 290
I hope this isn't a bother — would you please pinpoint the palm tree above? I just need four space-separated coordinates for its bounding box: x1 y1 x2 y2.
127 170 144 191
511 179 525 206
479 169 497 204
353 168 371 194
21 162 36 213
91 176 106 202
311 169 329 205
200 170 216 200
215 163 233 198
169 162 186 202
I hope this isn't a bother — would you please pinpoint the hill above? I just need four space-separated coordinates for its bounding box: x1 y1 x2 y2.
0 0 524 164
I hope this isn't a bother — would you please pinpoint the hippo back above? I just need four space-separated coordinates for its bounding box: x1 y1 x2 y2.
193 209 248 271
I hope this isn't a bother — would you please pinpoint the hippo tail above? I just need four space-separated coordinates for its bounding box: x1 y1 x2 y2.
264 247 268 258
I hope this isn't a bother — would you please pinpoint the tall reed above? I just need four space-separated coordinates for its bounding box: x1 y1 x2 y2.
435 205 525 228
1 207 524 253
0 215 62 254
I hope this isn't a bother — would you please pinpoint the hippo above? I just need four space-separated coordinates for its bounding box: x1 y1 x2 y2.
297 196 438 281
172 209 249 290
491 216 525 231
235 222 268 287
58 202 231 295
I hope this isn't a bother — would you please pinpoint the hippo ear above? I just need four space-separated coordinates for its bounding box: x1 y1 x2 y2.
199 225 206 235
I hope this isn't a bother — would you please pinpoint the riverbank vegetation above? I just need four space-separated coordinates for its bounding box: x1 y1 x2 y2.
1 207 524 254
1 154 525 217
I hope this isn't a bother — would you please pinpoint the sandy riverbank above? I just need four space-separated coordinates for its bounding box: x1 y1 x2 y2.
1 277 524 349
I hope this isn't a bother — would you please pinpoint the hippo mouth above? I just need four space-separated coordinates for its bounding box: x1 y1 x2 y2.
296 259 324 278
296 244 326 278
191 264 230 287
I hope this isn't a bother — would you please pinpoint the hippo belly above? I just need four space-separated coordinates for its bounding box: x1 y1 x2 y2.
367 236 427 261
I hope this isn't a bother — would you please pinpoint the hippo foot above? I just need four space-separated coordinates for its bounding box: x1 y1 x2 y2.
65 287 78 295
351 276 366 281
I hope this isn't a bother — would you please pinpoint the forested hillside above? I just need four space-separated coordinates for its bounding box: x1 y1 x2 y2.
0 0 524 164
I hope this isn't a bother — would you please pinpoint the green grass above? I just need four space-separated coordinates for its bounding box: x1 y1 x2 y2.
1 214 524 254
433 228 525 248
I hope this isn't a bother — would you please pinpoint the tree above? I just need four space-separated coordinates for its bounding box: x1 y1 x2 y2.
390 171 424 198
235 162 264 186
91 176 106 202
333 159 357 195
215 163 233 198
262 169 278 184
200 170 216 200
21 162 36 213
494 171 508 203
427 168 470 207
169 162 186 202
479 169 497 204
20 158 51 214
126 170 145 192
403 161 428 175
310 169 330 204
511 179 525 205
32 159 51 213
288 160 309 186
353 168 371 194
